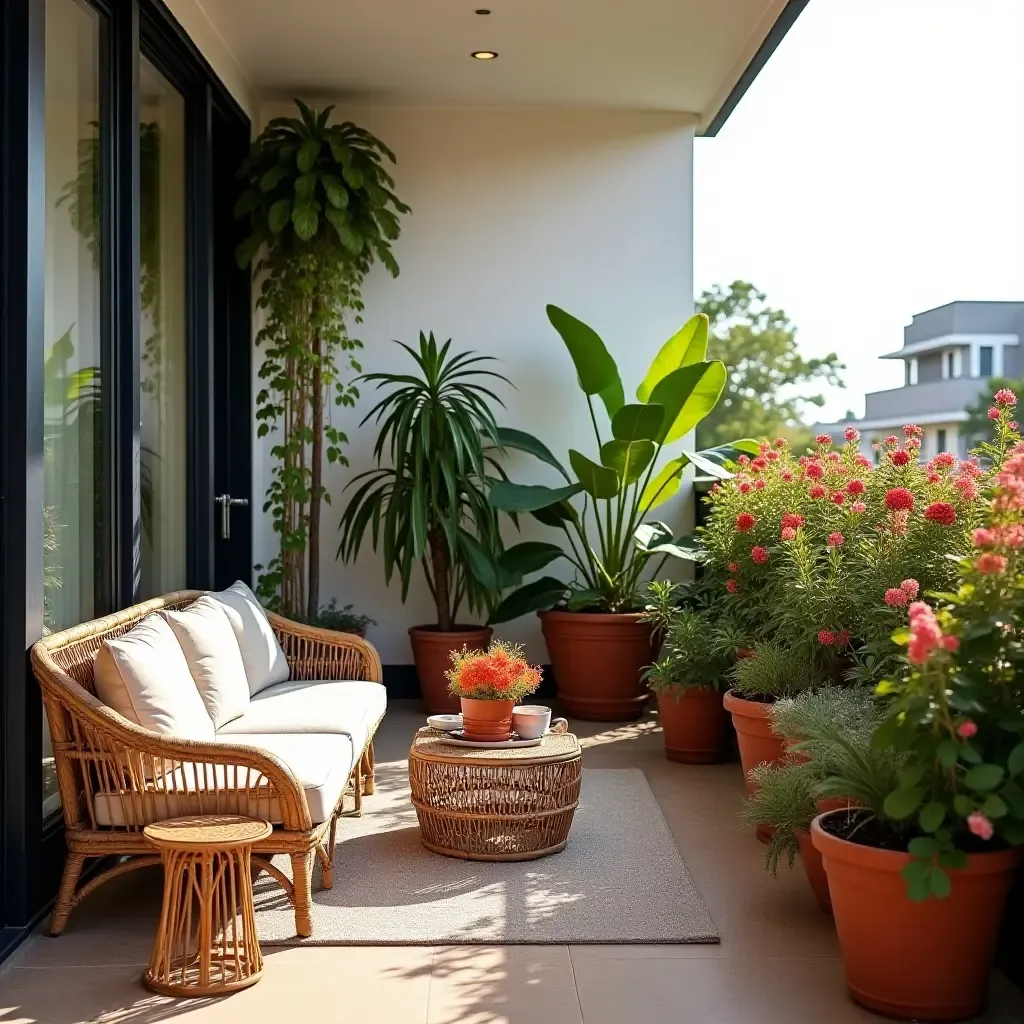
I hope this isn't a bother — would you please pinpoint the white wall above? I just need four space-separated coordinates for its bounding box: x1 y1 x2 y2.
253 105 696 663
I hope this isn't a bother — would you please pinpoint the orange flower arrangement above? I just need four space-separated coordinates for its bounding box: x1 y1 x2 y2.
446 640 542 701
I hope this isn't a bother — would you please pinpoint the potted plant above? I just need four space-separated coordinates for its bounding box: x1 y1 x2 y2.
234 100 409 618
812 392 1024 1022
642 582 734 763
293 599 376 637
487 306 756 720
445 640 543 742
337 333 510 713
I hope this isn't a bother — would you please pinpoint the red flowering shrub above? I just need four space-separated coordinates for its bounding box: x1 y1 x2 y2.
446 640 542 700
923 501 956 526
884 488 914 512
735 512 756 533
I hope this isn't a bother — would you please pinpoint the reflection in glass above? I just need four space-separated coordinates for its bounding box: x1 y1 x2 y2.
138 57 188 599
43 0 104 817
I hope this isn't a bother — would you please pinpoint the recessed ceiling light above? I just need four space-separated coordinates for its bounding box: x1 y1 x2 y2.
471 50 498 59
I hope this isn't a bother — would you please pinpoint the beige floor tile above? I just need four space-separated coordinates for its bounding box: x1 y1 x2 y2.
427 946 582 1024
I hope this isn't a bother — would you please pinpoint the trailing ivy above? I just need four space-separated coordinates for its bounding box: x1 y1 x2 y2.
235 100 409 615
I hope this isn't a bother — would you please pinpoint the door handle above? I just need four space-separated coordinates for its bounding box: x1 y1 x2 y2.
215 494 249 540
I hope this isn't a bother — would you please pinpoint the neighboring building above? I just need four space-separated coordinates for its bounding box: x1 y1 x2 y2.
814 300 1024 459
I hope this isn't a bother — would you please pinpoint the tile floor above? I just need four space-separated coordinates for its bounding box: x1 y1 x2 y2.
1 699 1022 1024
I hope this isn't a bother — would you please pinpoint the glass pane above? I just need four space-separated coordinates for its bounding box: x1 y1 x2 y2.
979 346 994 378
139 58 188 599
43 0 104 817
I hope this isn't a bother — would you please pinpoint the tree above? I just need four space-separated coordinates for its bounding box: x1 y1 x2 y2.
695 282 845 450
963 376 1022 448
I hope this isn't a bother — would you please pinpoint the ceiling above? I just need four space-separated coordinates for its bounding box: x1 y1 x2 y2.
194 0 801 131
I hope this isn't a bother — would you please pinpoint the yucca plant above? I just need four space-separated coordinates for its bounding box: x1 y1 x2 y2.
337 333 513 630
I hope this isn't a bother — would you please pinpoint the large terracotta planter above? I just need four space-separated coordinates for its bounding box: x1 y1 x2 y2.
722 689 786 842
657 687 729 763
796 830 831 914
409 625 492 715
539 610 655 721
460 697 515 742
812 810 1021 1021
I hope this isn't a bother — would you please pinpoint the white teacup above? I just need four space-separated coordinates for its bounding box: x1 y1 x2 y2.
513 705 559 740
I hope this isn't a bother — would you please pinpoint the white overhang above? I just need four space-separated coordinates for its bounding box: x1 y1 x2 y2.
881 334 1020 360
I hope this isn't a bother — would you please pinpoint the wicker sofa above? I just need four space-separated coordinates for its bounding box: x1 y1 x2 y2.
31 589 385 938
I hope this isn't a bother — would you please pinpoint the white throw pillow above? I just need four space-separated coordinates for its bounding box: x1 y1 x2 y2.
208 580 289 696
94 613 214 739
161 596 251 729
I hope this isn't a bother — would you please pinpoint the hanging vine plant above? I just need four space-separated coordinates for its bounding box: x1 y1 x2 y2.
235 100 409 617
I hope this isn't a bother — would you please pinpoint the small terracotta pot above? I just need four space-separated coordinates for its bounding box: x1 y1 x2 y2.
812 810 1022 1021
409 625 492 715
656 687 730 764
539 610 655 721
460 697 515 742
796 830 832 914
722 689 786 842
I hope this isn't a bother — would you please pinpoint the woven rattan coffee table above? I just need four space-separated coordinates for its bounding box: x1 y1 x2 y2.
408 728 582 861
143 815 272 997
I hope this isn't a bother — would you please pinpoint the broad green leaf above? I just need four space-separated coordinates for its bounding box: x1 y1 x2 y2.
953 794 975 817
489 481 583 513
681 449 734 481
936 740 959 769
600 439 655 485
883 786 923 819
611 403 664 442
1008 742 1024 777
495 426 570 480
693 439 762 471
234 189 262 217
569 449 620 499
459 531 501 591
259 165 288 193
929 867 952 899
488 576 568 624
296 137 322 173
530 501 577 527
964 763 1005 791
908 836 940 857
268 198 291 234
636 313 709 402
567 588 604 610
901 861 931 902
498 541 566 582
639 457 688 511
648 360 727 444
294 172 318 202
546 305 623 417
292 203 319 240
634 523 701 561
918 802 946 833
938 848 969 869
982 794 1008 819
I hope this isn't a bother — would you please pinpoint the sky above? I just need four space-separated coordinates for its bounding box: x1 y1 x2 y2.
693 0 1024 424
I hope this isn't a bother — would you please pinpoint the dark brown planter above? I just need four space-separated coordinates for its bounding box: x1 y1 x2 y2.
812 810 1022 1021
409 625 492 715
539 610 655 721
656 687 730 763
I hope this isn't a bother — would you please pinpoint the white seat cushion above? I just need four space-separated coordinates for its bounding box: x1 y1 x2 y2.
91 732 355 827
161 596 250 729
217 679 386 758
207 581 289 696
93 613 214 740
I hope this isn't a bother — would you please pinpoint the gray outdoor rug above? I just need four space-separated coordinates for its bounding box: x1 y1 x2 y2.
253 766 719 945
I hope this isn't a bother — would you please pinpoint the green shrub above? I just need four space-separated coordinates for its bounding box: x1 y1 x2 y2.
741 761 816 875
730 642 818 700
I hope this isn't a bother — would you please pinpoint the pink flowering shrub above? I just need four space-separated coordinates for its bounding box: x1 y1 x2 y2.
871 398 1024 898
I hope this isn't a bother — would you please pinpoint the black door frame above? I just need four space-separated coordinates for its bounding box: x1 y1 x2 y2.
0 0 250 957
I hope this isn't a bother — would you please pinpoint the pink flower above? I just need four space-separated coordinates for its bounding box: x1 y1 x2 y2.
738 454 751 466
1002 524 1024 549
754 478 766 490
727 561 740 573
817 629 836 646
780 526 797 541
967 812 994 841
884 587 909 607
832 491 845 505
751 545 769 565
924 501 957 526
845 426 861 442
781 513 805 530
773 437 787 449
977 553 1008 575
781 470 794 482
943 635 960 652
930 452 957 470
836 630 851 647
927 473 941 485
850 501 867 514
995 388 1018 407
735 513 755 533
906 437 922 451
907 602 944 664
856 454 873 469
973 528 997 547
826 452 842 464
988 407 1001 421
806 462 825 480
890 450 911 467
846 478 866 495
885 487 915 512
816 433 833 445
739 482 752 494
957 720 977 739
900 579 920 598
959 459 982 478
953 477 978 501
827 532 845 548
751 456 768 472
1011 421 1020 430
885 435 899 446
889 509 910 536
725 579 738 594
809 484 827 499
904 424 923 438
766 450 779 462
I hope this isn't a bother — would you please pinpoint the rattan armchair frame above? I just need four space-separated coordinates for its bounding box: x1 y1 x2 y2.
30 590 384 939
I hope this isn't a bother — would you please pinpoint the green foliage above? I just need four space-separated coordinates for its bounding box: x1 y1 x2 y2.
236 100 408 615
741 761 816 875
730 642 819 700
289 598 375 634
963 376 1023 448
695 282 845 450
487 306 757 620
337 333 511 630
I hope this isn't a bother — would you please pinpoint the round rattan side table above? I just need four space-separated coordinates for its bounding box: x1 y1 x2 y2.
408 728 582 861
143 815 272 997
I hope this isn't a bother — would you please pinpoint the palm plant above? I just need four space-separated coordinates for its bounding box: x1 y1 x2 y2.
337 332 508 630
